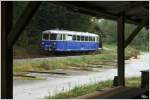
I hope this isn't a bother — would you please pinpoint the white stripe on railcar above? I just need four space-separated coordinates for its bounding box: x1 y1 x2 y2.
42 30 98 37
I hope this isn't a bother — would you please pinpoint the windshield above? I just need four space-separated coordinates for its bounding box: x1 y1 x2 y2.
42 34 49 40
50 34 57 40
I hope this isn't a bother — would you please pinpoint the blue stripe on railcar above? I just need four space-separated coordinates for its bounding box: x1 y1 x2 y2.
41 40 100 52
55 41 99 52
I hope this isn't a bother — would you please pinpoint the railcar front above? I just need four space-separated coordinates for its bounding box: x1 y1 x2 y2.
41 32 56 51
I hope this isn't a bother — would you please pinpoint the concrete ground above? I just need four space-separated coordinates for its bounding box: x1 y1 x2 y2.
13 53 149 100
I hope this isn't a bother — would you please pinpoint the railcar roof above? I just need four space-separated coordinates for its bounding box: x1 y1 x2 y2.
42 30 99 37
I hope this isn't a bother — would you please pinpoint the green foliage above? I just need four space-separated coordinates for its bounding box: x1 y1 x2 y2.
13 2 94 49
95 19 149 51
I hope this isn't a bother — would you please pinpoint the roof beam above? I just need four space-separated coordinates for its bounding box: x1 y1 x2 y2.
52 1 141 25
7 2 41 48
51 1 139 25
124 20 146 48
52 2 116 18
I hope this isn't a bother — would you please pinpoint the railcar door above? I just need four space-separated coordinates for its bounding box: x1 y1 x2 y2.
66 35 73 51
81 36 85 51
56 34 64 51
62 34 66 51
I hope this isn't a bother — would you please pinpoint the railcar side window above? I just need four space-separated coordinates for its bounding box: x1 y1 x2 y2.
43 34 49 40
81 36 85 41
85 36 88 41
93 37 95 42
73 35 76 41
63 34 66 40
77 35 80 41
89 37 92 41
57 34 62 40
50 34 57 40
66 35 73 41
60 34 63 40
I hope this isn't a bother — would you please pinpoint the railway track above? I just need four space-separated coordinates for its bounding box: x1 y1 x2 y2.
13 50 102 59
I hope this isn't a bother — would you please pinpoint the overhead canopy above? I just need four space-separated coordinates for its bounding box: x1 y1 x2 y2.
53 1 149 26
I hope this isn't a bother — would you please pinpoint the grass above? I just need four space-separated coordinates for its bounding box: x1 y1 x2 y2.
46 77 141 99
13 44 140 75
125 46 140 60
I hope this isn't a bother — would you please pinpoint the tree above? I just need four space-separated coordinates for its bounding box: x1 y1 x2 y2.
13 2 94 48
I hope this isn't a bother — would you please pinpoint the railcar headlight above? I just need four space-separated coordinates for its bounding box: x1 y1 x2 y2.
41 42 44 44
45 44 49 47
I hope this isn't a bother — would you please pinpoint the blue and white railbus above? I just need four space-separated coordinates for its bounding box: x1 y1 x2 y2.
41 30 101 52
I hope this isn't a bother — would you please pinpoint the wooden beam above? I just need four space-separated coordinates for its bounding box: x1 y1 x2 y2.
7 2 41 48
141 70 149 89
1 1 13 99
117 12 125 86
52 1 138 25
125 20 146 48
